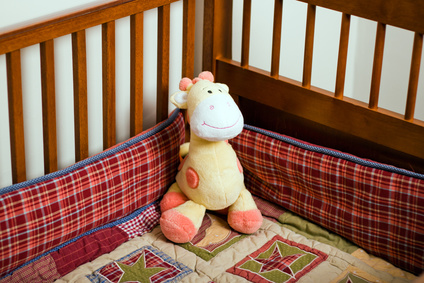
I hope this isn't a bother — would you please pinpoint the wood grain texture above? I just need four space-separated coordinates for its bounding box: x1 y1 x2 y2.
334 13 350 99
302 4 315 88
182 0 196 78
157 4 170 123
216 59 424 160
40 39 58 173
369 22 386 110
405 32 423 121
203 0 232 74
202 0 214 72
72 30 89 161
0 0 180 55
182 0 196 142
297 0 424 34
270 0 283 78
6 50 26 183
241 0 252 68
102 21 116 149
130 13 144 136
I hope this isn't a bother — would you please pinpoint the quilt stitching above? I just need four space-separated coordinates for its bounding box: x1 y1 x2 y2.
86 246 192 283
227 235 328 283
178 213 248 261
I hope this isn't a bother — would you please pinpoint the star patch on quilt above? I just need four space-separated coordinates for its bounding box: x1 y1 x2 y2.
227 235 328 283
86 246 192 283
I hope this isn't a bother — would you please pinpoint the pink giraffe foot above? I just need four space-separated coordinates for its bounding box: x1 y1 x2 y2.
160 209 198 243
160 192 188 212
228 209 263 234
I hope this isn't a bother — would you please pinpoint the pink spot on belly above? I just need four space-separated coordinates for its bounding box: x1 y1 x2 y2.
186 167 199 189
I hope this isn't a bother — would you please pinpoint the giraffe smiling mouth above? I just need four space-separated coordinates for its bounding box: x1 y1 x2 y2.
202 114 242 130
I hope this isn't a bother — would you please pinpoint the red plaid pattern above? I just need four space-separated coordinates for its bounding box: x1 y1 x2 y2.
117 202 161 238
0 112 185 279
231 126 424 275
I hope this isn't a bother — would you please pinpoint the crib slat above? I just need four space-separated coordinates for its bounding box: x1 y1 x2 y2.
241 0 252 68
157 4 170 123
302 4 316 88
335 13 351 99
369 22 386 110
182 0 196 142
202 0 232 74
6 50 26 183
130 13 144 136
40 39 58 173
102 21 116 149
72 30 89 160
271 0 283 78
182 0 196 78
405 32 423 121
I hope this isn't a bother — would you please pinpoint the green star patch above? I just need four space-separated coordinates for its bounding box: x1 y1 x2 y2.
116 252 166 283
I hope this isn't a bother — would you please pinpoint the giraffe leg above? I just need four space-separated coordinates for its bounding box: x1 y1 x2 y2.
228 187 263 234
160 183 189 213
160 200 206 243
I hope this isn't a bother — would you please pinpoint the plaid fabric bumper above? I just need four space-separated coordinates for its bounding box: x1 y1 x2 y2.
231 125 424 275
0 110 185 279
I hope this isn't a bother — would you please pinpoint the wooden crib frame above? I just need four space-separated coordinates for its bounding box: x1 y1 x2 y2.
1 0 423 184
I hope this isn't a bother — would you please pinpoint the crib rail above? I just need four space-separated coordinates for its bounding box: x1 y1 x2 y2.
0 0 196 185
205 0 424 172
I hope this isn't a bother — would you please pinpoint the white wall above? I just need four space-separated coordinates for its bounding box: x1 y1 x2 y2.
232 0 424 120
1 0 423 188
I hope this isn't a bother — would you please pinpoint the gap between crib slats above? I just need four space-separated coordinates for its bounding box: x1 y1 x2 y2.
40 39 58 173
72 30 89 161
157 4 171 123
102 21 116 150
369 22 386 110
270 0 283 78
335 13 350 99
130 13 144 136
241 0 251 68
182 0 196 78
302 4 316 88
405 32 423 121
6 50 27 184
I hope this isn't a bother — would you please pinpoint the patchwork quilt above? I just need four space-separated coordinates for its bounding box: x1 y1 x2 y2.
28 197 416 283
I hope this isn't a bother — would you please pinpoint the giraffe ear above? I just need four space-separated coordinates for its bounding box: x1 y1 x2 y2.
170 91 188 109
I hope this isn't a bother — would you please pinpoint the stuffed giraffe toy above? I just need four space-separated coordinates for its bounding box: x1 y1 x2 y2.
160 71 263 243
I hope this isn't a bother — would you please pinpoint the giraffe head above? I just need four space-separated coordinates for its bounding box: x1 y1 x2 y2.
170 71 244 142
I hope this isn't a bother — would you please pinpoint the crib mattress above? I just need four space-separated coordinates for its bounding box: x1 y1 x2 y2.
53 196 415 283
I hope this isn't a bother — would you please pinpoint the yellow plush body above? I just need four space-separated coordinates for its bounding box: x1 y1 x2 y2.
159 72 263 243
176 135 243 210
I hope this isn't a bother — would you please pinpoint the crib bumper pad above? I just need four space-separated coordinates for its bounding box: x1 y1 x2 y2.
0 113 423 281
0 110 185 281
231 125 424 276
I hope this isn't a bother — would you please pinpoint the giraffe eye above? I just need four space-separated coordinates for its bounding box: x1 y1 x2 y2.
208 90 212 94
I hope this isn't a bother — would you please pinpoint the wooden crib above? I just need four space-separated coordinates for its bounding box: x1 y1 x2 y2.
0 0 423 282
